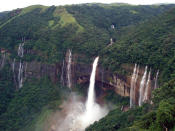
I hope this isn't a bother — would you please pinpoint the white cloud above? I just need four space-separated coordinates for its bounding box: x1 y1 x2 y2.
0 0 175 12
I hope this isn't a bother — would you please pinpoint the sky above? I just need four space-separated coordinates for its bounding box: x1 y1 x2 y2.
0 0 175 12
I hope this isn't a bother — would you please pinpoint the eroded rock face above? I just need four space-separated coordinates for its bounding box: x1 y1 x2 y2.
1 50 155 100
0 52 130 97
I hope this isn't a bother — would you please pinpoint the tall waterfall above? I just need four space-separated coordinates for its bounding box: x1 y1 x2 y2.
18 43 24 58
86 57 99 113
18 60 23 88
139 66 147 106
154 70 159 89
130 64 137 108
17 40 25 88
67 49 72 89
130 64 139 108
143 69 151 102
81 56 108 129
57 57 108 131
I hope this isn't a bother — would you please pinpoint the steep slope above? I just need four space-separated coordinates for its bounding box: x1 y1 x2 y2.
100 7 175 83
0 4 175 131
87 7 175 131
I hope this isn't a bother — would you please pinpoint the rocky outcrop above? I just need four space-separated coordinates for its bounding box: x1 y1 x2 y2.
0 50 156 100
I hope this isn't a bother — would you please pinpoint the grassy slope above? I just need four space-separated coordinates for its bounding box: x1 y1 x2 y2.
0 5 48 29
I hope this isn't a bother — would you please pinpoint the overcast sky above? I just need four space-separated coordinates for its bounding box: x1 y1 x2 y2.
0 0 175 12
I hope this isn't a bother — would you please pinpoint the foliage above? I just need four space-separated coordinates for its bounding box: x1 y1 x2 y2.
0 3 175 131
0 64 15 116
0 77 61 131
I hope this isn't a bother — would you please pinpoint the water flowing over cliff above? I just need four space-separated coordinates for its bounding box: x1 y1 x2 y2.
56 57 108 131
67 49 72 89
154 70 159 89
17 40 25 88
143 69 151 102
130 64 139 108
130 65 160 107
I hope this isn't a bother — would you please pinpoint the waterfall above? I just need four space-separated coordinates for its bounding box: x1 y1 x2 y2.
17 39 25 88
61 60 65 86
139 66 147 106
0 53 6 69
86 57 99 113
18 42 24 58
67 49 72 89
130 64 138 108
134 65 139 106
154 70 159 89
18 60 23 88
143 69 151 102
57 57 108 131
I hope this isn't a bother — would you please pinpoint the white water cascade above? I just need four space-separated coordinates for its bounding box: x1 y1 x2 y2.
139 66 148 106
154 70 159 89
143 69 151 102
57 57 108 131
67 49 72 89
86 57 99 114
79 57 108 129
17 40 25 88
18 60 23 88
18 43 24 57
130 64 139 108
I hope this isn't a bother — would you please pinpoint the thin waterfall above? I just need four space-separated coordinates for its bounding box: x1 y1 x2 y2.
67 49 72 89
130 64 137 108
17 39 25 88
143 69 151 102
18 60 23 88
86 57 99 113
154 70 159 89
61 60 65 86
139 66 148 106
134 65 139 106
18 43 24 57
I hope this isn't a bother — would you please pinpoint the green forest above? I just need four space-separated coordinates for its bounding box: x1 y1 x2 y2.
0 3 174 131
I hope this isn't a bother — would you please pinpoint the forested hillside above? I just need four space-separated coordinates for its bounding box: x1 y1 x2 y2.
0 3 174 131
87 7 175 131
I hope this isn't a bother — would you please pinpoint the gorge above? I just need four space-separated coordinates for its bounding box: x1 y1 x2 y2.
0 3 175 131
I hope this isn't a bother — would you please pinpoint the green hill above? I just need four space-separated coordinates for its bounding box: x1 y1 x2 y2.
87 7 175 131
0 3 175 131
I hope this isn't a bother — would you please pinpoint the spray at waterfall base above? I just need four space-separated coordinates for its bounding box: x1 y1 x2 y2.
51 57 109 131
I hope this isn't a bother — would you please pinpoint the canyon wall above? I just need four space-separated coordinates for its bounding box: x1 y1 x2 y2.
0 50 155 100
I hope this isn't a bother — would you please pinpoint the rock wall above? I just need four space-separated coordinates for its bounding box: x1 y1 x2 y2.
0 50 156 100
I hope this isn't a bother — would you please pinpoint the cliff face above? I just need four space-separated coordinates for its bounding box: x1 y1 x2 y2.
0 50 156 101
